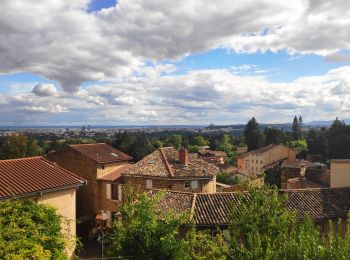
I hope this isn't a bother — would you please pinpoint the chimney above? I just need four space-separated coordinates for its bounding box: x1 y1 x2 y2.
300 162 307 177
179 148 189 165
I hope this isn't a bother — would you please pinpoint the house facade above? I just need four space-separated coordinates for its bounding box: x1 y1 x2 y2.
237 144 296 177
47 143 132 234
330 159 350 188
0 157 86 258
122 147 219 193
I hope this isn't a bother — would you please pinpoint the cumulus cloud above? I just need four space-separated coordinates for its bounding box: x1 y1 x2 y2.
2 66 350 125
32 83 57 96
0 0 349 92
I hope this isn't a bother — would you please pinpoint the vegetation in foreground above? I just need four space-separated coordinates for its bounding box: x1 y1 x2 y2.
0 199 75 259
105 186 350 259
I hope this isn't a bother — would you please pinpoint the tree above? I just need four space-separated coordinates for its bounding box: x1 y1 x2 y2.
112 131 133 153
292 115 302 140
244 117 264 151
0 133 42 159
105 191 188 259
0 199 69 259
307 128 327 160
192 136 208 146
264 128 285 146
287 139 307 158
166 134 183 149
326 118 350 159
128 134 154 161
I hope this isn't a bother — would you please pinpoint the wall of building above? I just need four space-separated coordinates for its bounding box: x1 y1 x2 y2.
37 188 77 258
96 162 128 179
123 176 216 193
330 161 350 188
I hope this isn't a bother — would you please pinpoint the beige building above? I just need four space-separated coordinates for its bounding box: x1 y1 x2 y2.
330 159 350 188
237 144 296 177
122 147 219 193
48 143 132 237
0 156 86 258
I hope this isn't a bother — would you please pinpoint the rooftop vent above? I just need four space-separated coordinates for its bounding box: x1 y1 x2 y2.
111 153 118 157
148 160 156 165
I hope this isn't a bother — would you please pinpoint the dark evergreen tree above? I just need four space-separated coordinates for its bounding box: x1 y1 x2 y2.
128 133 154 161
292 116 301 140
264 128 285 146
326 118 350 159
244 117 264 151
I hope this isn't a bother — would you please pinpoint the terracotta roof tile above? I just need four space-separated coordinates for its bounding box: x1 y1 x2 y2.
123 147 219 178
154 188 350 226
69 143 132 163
0 157 86 199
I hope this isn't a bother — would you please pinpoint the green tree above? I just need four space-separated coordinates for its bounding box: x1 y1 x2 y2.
0 133 42 159
292 115 302 140
244 117 264 151
192 136 208 146
105 191 188 259
264 128 285 145
128 134 154 161
0 199 69 259
166 134 183 149
112 131 133 152
288 139 307 158
326 118 350 159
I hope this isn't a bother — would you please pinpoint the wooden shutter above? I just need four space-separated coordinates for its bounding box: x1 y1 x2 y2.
118 185 122 201
106 183 111 199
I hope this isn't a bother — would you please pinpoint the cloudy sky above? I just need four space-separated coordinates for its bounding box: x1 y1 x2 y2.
1 0 350 126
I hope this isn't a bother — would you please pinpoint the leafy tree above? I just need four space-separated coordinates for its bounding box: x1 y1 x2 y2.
326 118 350 159
112 131 133 152
264 163 281 188
0 199 69 259
287 139 307 158
105 191 188 259
307 128 327 160
192 136 208 146
244 117 264 151
128 134 154 161
166 134 183 149
0 133 42 159
264 128 285 145
216 172 240 185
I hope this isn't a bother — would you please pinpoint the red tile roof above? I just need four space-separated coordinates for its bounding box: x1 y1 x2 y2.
0 157 86 200
153 188 350 226
98 164 132 181
123 147 219 179
69 143 132 163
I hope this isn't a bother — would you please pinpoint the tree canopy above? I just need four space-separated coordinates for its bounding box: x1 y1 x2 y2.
244 117 264 151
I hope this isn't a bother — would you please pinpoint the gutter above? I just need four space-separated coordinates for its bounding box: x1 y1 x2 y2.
0 182 86 201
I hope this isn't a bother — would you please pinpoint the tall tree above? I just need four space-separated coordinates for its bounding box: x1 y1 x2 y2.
264 128 285 145
244 117 264 151
327 118 350 159
292 115 302 140
0 134 42 159
128 133 154 161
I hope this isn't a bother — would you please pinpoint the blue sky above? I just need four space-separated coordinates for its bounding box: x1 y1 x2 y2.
0 0 350 126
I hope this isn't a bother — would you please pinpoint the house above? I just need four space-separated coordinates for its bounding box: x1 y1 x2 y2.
281 159 328 189
237 144 296 177
155 187 350 233
122 147 219 193
0 157 86 257
197 149 227 165
330 159 350 188
47 143 132 236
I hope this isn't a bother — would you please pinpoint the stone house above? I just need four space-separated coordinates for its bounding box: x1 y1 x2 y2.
47 143 132 235
122 147 219 193
237 144 296 178
0 156 86 258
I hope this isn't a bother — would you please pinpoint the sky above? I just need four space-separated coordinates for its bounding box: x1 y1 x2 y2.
1 0 350 126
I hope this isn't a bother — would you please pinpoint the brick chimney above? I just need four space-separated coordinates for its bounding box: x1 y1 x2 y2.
179 148 189 165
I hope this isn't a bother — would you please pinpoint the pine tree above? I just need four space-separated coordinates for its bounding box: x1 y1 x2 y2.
244 117 264 151
292 116 301 140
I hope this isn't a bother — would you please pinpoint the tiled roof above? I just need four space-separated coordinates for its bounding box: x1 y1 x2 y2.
123 147 219 179
0 157 86 200
150 190 195 214
154 188 350 226
287 177 326 189
282 159 316 169
198 150 227 157
98 164 132 181
251 144 279 154
69 143 132 163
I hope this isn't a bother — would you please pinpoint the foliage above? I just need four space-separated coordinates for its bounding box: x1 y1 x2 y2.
264 163 281 188
128 133 155 161
229 186 295 259
264 127 285 145
166 134 183 149
244 117 264 151
105 191 188 259
292 115 303 140
0 199 68 259
287 139 307 158
192 136 208 146
307 128 327 160
326 118 350 159
181 229 229 260
0 133 42 159
216 172 240 185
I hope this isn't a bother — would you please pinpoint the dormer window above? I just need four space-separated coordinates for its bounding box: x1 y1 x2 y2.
101 164 105 170
184 181 190 189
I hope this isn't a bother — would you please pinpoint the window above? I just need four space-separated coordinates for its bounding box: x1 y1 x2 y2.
146 179 153 189
184 181 190 189
191 180 199 189
260 160 263 164
111 184 118 200
101 164 105 170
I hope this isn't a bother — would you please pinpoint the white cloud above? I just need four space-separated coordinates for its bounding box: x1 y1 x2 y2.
1 66 350 125
32 83 57 96
0 0 349 92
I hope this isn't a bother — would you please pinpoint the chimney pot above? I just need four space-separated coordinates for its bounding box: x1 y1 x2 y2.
179 148 189 165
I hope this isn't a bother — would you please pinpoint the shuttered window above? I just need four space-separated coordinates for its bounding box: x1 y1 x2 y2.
106 183 111 199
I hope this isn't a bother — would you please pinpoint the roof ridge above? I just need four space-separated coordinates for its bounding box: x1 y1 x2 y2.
0 156 43 163
69 142 104 146
190 193 197 221
159 148 174 177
